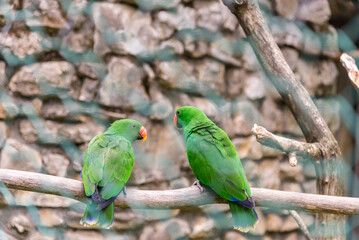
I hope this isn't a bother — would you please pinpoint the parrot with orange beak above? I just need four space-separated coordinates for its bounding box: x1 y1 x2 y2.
80 119 147 228
174 106 258 232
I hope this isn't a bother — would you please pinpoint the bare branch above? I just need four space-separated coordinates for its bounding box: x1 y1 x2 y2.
221 0 345 237
340 53 359 93
1 169 359 215
251 124 322 160
221 0 340 152
288 210 313 240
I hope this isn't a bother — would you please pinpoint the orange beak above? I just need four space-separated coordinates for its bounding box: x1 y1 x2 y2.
139 126 147 142
174 114 182 128
174 114 178 128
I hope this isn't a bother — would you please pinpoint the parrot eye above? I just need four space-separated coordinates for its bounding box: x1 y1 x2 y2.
132 124 136 128
177 111 180 115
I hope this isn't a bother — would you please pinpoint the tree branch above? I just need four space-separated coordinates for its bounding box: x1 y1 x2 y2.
289 210 314 240
340 53 359 94
221 1 345 237
1 169 359 215
251 124 322 161
221 0 340 156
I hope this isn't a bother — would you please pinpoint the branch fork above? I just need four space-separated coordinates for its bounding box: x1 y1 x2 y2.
251 124 322 166
222 0 248 12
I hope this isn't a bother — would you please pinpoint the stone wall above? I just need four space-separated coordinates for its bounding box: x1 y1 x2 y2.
0 0 355 239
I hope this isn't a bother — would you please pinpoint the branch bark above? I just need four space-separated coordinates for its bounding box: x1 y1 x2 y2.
1 169 359 215
251 124 322 160
340 53 359 94
289 210 314 240
222 0 340 147
221 0 345 238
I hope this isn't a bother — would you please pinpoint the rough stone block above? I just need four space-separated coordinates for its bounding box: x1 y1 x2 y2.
97 57 149 110
41 148 70 177
233 99 262 136
296 58 338 97
24 0 67 29
0 121 9 148
157 58 225 96
59 122 105 144
78 78 99 102
279 161 305 182
19 119 38 143
225 68 246 99
266 213 283 232
78 62 107 80
0 61 6 87
1 139 42 172
190 217 218 239
232 136 263 160
93 3 158 56
0 30 43 59
258 159 281 189
275 0 298 19
38 209 64 227
9 61 77 98
260 97 284 133
296 0 331 25
153 5 195 35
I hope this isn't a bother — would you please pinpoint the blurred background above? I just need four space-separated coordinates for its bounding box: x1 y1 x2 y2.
0 0 359 239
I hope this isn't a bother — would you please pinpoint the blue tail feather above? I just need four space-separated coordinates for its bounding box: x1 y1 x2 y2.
230 196 255 209
81 185 124 228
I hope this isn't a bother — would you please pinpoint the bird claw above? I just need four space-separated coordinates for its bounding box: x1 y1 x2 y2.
192 180 204 193
121 186 127 196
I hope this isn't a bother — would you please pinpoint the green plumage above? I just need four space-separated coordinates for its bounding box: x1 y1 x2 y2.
80 119 145 228
175 106 258 232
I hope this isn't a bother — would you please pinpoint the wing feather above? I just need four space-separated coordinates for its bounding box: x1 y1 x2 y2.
99 139 134 200
82 135 134 200
187 126 251 202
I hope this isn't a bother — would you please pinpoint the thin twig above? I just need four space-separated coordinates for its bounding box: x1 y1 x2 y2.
289 210 314 240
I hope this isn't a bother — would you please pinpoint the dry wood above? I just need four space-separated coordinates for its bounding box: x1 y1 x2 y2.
289 210 314 240
221 0 340 151
1 169 359 215
251 124 322 160
288 152 297 167
221 0 345 238
340 53 359 93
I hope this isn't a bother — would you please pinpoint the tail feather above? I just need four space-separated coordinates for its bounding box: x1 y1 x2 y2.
80 199 99 226
229 201 258 232
98 202 114 228
81 200 114 229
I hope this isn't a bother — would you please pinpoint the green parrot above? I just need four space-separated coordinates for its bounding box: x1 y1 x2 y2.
174 106 258 232
80 119 147 228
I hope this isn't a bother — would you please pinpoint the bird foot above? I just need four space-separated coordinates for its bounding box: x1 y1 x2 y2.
121 186 127 196
192 180 204 193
